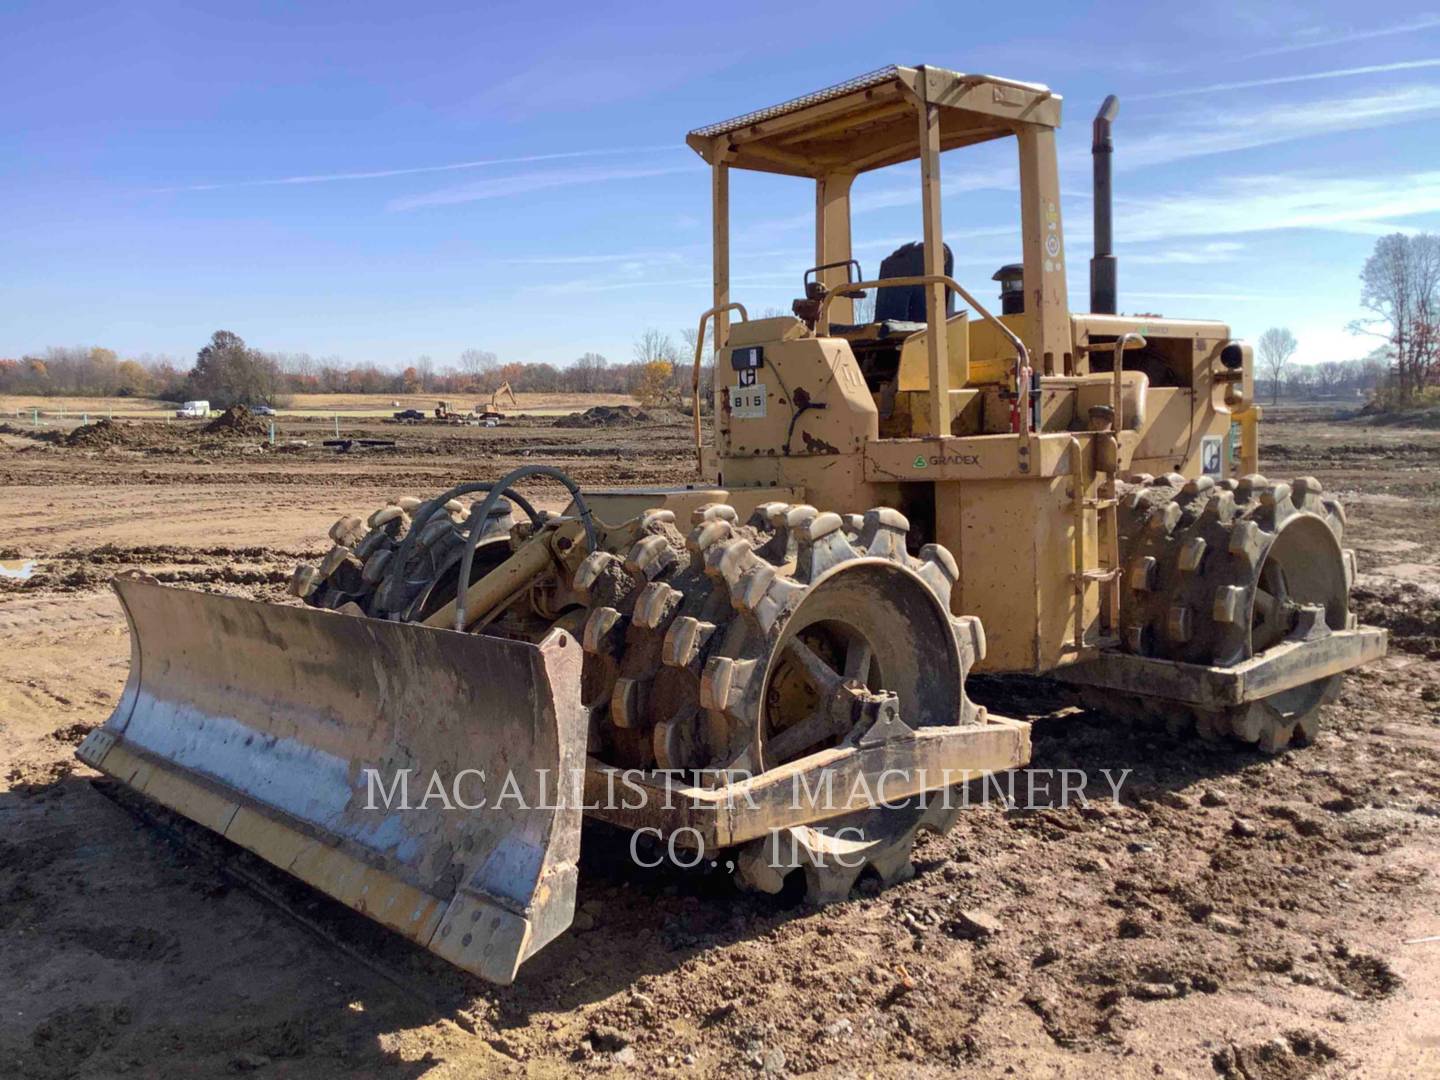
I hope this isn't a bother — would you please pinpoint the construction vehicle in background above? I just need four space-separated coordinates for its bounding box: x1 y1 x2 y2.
79 64 1386 987
478 381 517 425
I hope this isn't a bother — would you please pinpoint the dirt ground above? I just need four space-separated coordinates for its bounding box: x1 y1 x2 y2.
1 402 1437 1079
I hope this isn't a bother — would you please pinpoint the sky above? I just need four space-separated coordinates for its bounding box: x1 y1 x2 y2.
3 1 1439 370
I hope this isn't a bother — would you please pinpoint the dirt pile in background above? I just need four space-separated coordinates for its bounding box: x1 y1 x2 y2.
203 405 269 437
0 419 185 451
554 404 650 428
58 419 188 450
62 419 134 448
1352 582 1440 656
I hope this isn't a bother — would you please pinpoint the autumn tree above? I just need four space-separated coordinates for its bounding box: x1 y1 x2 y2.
115 360 153 396
634 329 679 401
631 361 675 407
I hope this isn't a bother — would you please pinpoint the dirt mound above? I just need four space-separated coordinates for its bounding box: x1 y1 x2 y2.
203 405 268 437
554 404 650 429
1 419 182 450
1352 582 1440 655
62 419 154 448
0 421 53 441
62 419 127 448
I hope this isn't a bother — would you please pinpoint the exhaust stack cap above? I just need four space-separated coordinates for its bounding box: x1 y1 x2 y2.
992 263 1025 316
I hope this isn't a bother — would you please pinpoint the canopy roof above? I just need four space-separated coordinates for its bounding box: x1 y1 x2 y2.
686 64 1061 179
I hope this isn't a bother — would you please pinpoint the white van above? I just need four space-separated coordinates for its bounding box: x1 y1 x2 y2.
175 400 210 419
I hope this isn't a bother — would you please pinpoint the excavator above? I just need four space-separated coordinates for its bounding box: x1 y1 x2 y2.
478 381 517 425
78 65 1385 986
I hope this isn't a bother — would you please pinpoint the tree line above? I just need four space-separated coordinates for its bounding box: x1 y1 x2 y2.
0 328 713 410
1252 232 1438 407
9 231 1432 409
1256 344 1388 403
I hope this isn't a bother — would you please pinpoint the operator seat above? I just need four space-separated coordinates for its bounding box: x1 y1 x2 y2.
874 241 956 324
821 241 958 340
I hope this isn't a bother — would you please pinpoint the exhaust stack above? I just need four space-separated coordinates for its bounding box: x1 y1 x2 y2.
1090 95 1119 315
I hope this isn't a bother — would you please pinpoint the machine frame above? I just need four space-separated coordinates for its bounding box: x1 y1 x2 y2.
682 64 1294 676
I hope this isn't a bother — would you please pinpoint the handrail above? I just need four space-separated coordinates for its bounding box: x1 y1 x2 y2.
1111 333 1146 434
816 273 1032 435
691 302 749 476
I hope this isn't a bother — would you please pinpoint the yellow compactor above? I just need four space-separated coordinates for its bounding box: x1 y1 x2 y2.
79 65 1385 985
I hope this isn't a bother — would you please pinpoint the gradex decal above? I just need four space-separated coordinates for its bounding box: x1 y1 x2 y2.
913 452 981 468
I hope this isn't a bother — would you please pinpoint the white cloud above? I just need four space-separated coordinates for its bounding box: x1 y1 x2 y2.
1242 14 1440 59
500 249 698 266
735 168 1017 240
1133 60 1440 101
1128 242 1246 265
1125 85 1440 168
526 270 795 295
1113 170 1440 243
1124 290 1259 302
735 86 1440 237
388 163 698 211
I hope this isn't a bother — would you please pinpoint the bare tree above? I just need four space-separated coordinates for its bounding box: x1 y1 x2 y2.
853 290 876 324
572 352 607 393
459 348 498 379
679 325 712 363
1258 327 1297 404
1313 361 1345 397
1350 232 1440 402
414 354 434 392
1287 364 1315 400
633 329 677 366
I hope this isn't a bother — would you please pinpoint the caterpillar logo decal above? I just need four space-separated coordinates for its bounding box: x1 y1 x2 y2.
1201 435 1223 476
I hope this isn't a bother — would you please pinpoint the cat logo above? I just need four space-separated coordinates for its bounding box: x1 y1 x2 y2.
1201 435 1222 476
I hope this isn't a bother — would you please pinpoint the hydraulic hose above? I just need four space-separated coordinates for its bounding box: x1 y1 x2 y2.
383 480 543 607
451 465 597 632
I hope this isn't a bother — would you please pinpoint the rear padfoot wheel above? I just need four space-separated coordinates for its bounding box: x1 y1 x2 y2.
1111 471 1353 752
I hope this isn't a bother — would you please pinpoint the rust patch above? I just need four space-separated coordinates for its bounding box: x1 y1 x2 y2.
801 431 840 455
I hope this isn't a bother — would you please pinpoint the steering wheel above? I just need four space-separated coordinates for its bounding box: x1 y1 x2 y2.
803 259 865 301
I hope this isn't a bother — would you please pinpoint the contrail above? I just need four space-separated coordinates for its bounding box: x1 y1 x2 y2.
1133 59 1440 100
1244 14 1440 59
162 144 685 192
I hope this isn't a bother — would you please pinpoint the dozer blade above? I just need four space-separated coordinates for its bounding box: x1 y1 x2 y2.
77 576 586 985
